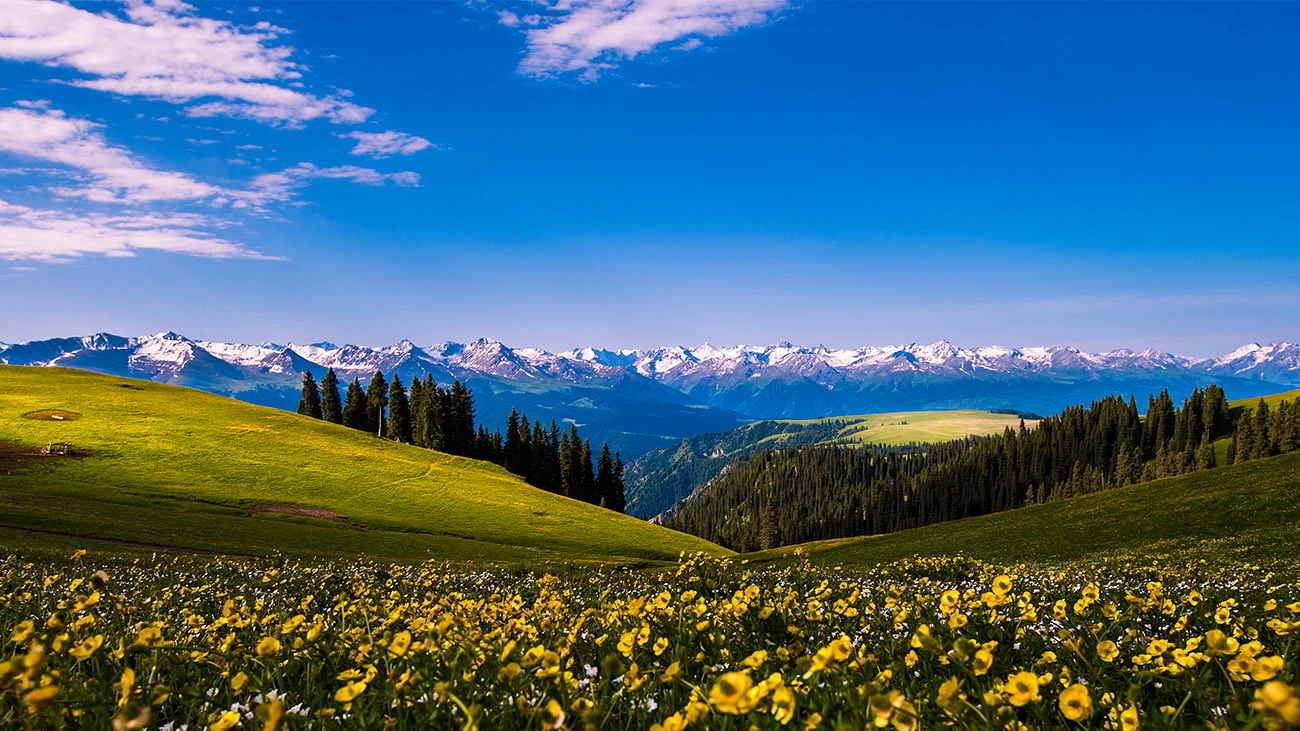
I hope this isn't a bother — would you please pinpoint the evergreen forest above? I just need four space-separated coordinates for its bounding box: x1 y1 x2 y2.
665 386 1300 551
295 369 625 512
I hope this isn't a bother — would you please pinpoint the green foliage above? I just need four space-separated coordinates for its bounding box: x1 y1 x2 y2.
319 368 342 424
295 370 322 420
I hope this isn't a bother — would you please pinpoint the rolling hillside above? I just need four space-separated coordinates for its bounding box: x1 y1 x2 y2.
625 409 1037 518
0 366 726 565
744 449 1300 568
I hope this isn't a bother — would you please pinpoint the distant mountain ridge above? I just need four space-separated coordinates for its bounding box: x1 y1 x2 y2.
2 332 1298 456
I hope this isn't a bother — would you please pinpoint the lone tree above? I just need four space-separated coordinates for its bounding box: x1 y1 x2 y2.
320 368 343 424
296 370 322 419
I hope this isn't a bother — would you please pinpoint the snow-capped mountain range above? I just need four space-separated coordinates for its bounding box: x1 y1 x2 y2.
3 332 1298 456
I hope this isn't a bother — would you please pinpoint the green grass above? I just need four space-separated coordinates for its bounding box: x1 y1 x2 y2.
777 409 1035 447
744 449 1300 568
0 366 726 566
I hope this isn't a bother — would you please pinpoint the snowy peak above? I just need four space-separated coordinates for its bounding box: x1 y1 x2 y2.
3 333 1299 400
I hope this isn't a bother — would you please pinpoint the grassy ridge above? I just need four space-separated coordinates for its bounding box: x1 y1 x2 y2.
0 366 725 564
745 449 1300 567
778 409 1035 446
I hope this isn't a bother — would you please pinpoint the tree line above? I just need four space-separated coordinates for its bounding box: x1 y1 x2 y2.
295 369 625 512
665 385 1297 552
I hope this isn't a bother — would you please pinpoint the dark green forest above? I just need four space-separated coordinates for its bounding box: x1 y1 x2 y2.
666 386 1300 551
295 369 625 512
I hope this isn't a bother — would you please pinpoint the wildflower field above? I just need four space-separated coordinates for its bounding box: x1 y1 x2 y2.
3 550 1297 731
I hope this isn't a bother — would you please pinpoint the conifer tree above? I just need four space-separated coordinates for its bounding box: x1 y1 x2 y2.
387 378 412 443
365 371 388 437
296 370 323 419
342 379 367 431
610 454 625 514
1252 400 1274 459
320 368 343 424
503 409 527 476
595 444 616 508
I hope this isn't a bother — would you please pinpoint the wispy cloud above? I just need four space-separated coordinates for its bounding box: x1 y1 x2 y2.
0 0 372 127
247 163 420 204
0 105 228 203
344 130 436 159
0 104 419 208
506 0 792 80
0 198 277 262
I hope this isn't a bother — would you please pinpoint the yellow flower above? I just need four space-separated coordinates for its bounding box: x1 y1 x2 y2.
1058 684 1093 721
772 685 796 725
255 637 281 657
653 637 669 656
992 575 1013 596
617 630 637 656
387 630 411 657
650 713 688 731
937 676 963 712
1096 641 1119 662
1004 671 1041 706
112 707 151 731
23 685 59 714
209 710 240 731
230 672 248 692
257 698 285 731
1120 704 1139 731
710 671 754 713
69 634 104 661
1253 681 1300 727
10 620 35 644
661 661 681 684
804 712 823 730
116 667 136 707
973 648 994 675
334 680 366 703
742 650 768 668
1252 656 1285 682
539 698 565 729
1204 629 1239 655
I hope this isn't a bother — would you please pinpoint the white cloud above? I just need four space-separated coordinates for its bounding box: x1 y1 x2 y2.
0 0 372 126
247 163 420 204
508 0 792 79
0 198 277 262
0 105 227 203
0 104 419 209
344 130 436 159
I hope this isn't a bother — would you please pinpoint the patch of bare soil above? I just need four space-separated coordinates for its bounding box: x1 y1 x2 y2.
0 439 90 475
22 410 81 421
249 503 344 522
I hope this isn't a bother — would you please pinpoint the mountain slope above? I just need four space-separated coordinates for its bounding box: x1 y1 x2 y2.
4 333 1299 456
625 409 1036 519
744 449 1300 568
0 366 726 565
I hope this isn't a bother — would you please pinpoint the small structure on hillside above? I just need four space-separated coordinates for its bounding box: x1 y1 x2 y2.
40 442 73 455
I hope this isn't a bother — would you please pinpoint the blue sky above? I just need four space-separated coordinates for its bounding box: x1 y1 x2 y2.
0 0 1296 357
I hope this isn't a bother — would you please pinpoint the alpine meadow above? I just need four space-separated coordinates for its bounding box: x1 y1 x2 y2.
1 1 1297 730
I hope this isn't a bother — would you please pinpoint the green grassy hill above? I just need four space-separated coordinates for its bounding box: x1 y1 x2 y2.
780 409 1035 445
0 366 726 565
625 409 1035 518
745 449 1300 568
